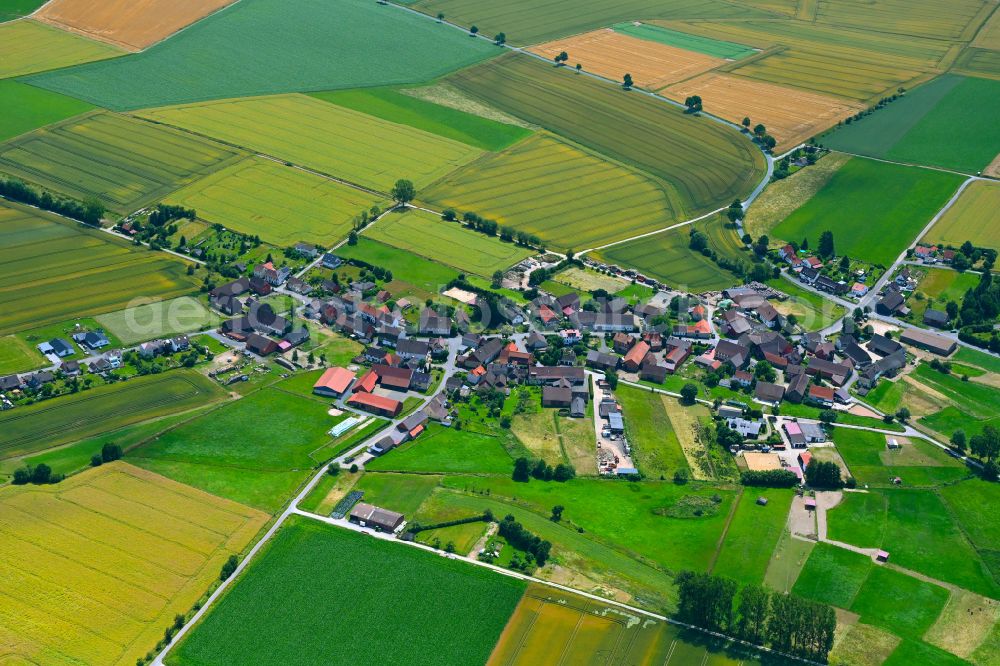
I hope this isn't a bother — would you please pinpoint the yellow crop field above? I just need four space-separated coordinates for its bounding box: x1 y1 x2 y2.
658 20 948 101
0 462 267 665
664 72 864 148
529 29 724 91
925 180 1000 251
815 0 991 41
138 94 483 192
0 19 123 79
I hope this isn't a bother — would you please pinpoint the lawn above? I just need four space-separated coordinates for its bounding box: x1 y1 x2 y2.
166 157 385 247
925 180 1000 251
823 74 1000 174
26 0 498 110
354 472 442 516
850 566 949 639
0 201 201 334
336 238 458 298
711 489 794 586
0 79 93 143
127 388 340 511
309 86 531 152
422 132 678 252
616 384 689 479
908 267 979 321
366 208 533 277
0 111 246 215
939 479 1000 559
769 277 847 331
405 0 773 46
0 334 41 375
0 18 122 79
772 157 964 267
831 427 963 487
140 94 481 193
0 370 225 461
446 53 766 220
168 516 525 666
792 542 872 608
953 347 1000 374
365 424 514 475
883 640 969 666
95 296 222 346
441 475 737 576
0 462 267 666
595 225 737 292
410 487 489 554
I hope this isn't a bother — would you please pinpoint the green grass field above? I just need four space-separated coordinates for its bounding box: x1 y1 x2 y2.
908 267 979 321
354 472 442 516
169 516 524 666
0 201 200 334
95 296 222 346
832 427 967 488
772 157 963 266
0 0 46 21
309 86 532 152
0 112 246 215
26 0 498 111
0 370 224 461
166 157 385 247
128 388 341 512
952 347 1000 374
884 640 969 666
823 74 1000 173
366 208 532 277
613 22 756 59
0 334 41 375
0 19 122 79
851 566 949 639
939 480 1000 585
792 542 872 608
595 226 737 292
712 489 794 586
422 132 678 251
140 94 481 193
366 424 514 475
616 385 689 479
406 0 775 46
912 363 1000 419
0 79 93 143
336 238 459 299
446 54 766 219
926 180 1000 251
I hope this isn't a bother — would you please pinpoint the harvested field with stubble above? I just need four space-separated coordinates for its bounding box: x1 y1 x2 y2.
35 0 236 51
421 132 678 251
446 53 766 219
529 29 724 91
0 201 200 334
664 73 864 148
0 19 122 79
0 461 268 666
0 112 245 214
139 94 482 192
166 157 385 247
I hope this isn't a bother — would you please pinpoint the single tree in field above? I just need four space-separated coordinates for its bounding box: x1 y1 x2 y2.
470 25 479 37
622 73 633 89
575 63 582 73
495 32 506 46
801 237 809 251
680 383 698 405
554 51 568 66
753 123 767 139
684 95 703 113
819 230 835 259
390 179 416 204
951 429 967 452
742 117 751 131
436 11 444 22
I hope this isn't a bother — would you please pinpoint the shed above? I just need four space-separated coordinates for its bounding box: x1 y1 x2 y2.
876 550 890 562
608 412 624 433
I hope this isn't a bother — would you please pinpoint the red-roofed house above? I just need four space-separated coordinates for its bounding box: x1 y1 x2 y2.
313 367 355 397
373 365 413 390
348 392 402 417
622 341 650 372
664 345 690 373
807 385 835 406
354 369 377 393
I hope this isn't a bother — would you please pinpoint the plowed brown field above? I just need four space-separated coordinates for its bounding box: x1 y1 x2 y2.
35 0 236 51
529 29 724 90
664 72 865 148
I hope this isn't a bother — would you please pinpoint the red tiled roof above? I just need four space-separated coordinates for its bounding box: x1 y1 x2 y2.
313 367 355 394
347 392 401 414
355 370 377 393
624 341 650 366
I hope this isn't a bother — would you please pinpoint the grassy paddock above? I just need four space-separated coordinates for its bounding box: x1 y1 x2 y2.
366 208 532 277
336 238 458 298
744 153 851 239
0 462 267 666
26 0 498 110
616 384 688 479
0 370 225 461
712 489 794 586
365 424 514 475
96 296 222 346
168 516 525 666
0 201 200 334
0 79 93 143
0 19 121 79
772 157 963 266
792 542 872 608
850 566 949 639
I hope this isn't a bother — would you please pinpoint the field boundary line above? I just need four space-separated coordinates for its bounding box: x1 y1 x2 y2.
707 487 743 573
829 149 979 178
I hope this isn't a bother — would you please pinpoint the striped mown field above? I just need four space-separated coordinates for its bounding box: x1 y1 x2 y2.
446 54 766 220
139 94 483 192
814 0 991 41
166 157 386 247
0 462 267 666
365 208 533 277
925 180 1000 251
422 133 678 251
0 112 245 214
0 370 226 459
0 19 122 79
0 200 200 334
